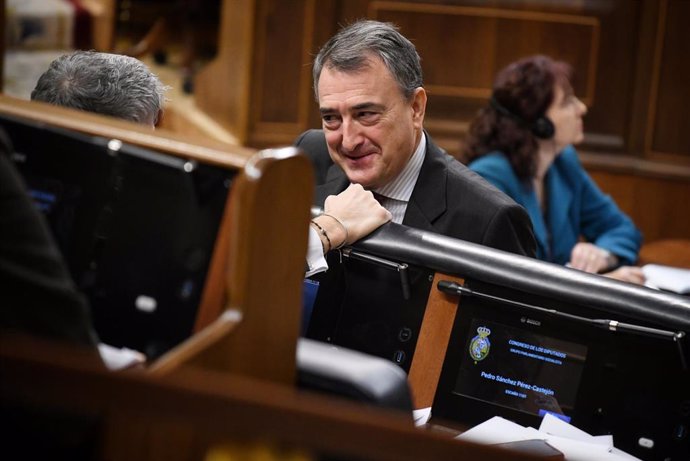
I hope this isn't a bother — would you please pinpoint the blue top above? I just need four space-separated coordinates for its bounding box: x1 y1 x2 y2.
469 146 642 265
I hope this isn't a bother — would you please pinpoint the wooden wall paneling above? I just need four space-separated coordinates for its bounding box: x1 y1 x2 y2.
629 175 690 243
304 0 341 131
370 3 599 100
339 0 371 20
577 0 639 153
248 0 315 148
625 0 660 156
194 0 320 149
639 239 690 268
588 169 690 243
195 0 256 144
647 0 690 161
80 0 117 51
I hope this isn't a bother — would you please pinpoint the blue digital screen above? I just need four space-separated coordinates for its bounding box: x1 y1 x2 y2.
454 318 587 420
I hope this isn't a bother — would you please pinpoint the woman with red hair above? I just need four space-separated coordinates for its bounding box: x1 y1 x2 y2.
465 55 644 284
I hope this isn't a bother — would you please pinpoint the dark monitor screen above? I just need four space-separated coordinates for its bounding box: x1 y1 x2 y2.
85 144 233 358
4 119 116 282
431 279 690 460
453 317 587 423
305 254 434 372
433 282 594 429
2 114 234 359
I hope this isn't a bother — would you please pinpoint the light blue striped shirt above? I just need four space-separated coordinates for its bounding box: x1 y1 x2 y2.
372 132 426 224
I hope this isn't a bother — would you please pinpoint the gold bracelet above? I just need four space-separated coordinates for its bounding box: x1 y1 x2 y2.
320 213 349 249
310 219 332 252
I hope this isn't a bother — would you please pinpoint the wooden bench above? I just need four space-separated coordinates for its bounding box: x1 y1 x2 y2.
0 96 553 460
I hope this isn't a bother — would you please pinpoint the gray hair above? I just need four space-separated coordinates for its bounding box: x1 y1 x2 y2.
313 20 423 101
31 51 169 126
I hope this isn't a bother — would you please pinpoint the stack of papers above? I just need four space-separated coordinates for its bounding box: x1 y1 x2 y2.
642 264 690 294
456 414 641 460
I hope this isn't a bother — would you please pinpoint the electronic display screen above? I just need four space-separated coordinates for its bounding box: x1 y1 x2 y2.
25 178 83 258
2 114 233 358
453 317 587 422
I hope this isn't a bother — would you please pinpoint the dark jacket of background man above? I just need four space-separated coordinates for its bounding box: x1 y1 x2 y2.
0 127 99 348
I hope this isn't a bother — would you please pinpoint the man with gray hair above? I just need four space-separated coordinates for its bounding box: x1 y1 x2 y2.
296 20 535 362
31 51 168 128
297 20 535 256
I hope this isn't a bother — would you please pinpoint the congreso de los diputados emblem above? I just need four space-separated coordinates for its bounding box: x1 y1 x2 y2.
469 326 492 362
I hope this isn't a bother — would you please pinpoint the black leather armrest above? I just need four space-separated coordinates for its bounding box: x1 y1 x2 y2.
353 222 690 331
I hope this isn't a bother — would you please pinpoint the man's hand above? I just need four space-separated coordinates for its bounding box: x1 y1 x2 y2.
312 184 392 252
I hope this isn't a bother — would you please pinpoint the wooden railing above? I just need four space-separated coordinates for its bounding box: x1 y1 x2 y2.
1 334 548 461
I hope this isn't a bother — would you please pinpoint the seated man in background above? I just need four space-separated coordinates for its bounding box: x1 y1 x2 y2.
464 55 644 284
297 20 535 257
31 50 169 128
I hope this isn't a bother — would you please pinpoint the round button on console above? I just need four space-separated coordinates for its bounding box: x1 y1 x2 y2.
398 327 412 342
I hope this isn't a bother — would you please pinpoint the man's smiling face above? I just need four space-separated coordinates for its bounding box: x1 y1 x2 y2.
317 56 426 189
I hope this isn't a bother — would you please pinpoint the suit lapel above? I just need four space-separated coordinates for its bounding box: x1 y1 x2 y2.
404 136 447 231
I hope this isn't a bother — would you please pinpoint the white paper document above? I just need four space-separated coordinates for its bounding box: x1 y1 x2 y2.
456 414 642 461
642 264 690 294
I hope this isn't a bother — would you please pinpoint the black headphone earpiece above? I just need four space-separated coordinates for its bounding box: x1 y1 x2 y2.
489 96 554 139
531 115 555 139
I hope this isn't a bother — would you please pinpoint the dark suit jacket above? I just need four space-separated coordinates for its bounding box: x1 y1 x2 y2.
0 127 99 349
295 129 536 257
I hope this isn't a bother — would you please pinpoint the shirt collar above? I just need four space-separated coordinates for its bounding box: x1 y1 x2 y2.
373 131 426 202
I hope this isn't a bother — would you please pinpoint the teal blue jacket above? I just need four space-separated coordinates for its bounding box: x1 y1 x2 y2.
469 146 642 266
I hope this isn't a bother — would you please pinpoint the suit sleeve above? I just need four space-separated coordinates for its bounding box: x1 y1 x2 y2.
482 202 537 258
